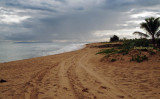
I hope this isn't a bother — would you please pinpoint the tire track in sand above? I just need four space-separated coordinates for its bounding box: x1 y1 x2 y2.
77 51 133 99
22 62 60 99
56 55 78 99
66 48 133 99
1 47 132 99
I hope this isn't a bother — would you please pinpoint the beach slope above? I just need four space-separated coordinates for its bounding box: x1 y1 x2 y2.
0 43 160 99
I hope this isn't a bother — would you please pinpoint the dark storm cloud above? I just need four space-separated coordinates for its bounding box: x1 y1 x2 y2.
102 0 160 11
135 0 160 6
0 0 160 42
5 2 57 12
16 9 121 41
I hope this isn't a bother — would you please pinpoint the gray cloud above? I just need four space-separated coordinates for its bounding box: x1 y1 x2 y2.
0 0 160 42
5 2 57 12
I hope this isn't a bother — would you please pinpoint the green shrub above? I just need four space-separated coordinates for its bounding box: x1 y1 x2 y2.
142 55 148 60
123 40 134 50
117 49 126 53
148 50 156 55
122 39 151 50
122 51 128 55
117 49 128 55
134 39 150 47
130 55 148 63
111 58 116 62
104 54 110 58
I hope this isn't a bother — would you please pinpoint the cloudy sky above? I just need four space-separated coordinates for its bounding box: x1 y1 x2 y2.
0 0 160 42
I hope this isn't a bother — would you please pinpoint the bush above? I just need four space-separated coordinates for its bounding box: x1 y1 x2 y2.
122 39 137 50
148 50 156 55
111 58 116 62
122 39 151 50
110 35 119 42
134 39 151 47
130 55 148 63
117 49 128 55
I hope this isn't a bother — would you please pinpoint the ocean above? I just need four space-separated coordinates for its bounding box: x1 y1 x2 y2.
0 42 87 63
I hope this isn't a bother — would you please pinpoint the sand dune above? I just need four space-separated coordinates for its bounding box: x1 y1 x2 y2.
0 43 160 99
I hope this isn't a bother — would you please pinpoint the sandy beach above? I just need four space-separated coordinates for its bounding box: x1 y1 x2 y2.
0 43 160 99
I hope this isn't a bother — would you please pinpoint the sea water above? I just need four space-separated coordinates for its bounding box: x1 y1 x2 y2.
0 42 86 63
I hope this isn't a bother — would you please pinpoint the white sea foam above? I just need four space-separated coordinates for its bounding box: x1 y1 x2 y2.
0 42 87 63
46 43 86 55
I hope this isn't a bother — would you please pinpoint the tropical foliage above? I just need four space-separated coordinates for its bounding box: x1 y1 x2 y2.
133 17 160 45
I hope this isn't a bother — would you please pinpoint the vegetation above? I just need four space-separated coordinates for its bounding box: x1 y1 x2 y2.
133 17 160 46
110 35 119 42
148 50 156 55
111 58 116 62
97 38 159 63
97 17 160 63
122 38 152 49
156 39 160 47
96 48 116 55
97 39 151 54
130 55 148 63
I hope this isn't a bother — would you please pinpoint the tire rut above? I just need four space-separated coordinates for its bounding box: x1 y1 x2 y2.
22 62 60 99
77 51 133 99
55 55 78 99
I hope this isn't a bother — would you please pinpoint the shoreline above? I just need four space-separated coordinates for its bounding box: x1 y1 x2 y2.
0 42 160 99
0 42 87 63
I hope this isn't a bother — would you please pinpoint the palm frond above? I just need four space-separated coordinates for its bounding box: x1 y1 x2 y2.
133 31 149 38
154 17 160 33
156 30 160 37
140 17 160 36
140 22 152 35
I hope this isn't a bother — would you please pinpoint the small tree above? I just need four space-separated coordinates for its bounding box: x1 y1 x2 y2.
110 35 119 42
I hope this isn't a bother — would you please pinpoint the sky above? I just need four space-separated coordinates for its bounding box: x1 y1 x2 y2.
0 0 160 43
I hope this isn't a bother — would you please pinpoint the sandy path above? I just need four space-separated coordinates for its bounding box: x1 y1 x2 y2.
65 48 132 99
0 43 160 99
77 52 131 99
56 55 77 99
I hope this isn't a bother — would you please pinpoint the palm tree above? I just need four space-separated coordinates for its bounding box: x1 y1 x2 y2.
133 17 160 46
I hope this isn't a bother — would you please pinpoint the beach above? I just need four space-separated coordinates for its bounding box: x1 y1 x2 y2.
0 42 160 99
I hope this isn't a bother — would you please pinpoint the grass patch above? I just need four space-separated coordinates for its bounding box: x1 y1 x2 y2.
117 49 129 55
96 48 116 55
97 48 129 56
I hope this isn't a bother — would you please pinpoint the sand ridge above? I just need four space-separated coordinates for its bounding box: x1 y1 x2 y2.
0 43 160 99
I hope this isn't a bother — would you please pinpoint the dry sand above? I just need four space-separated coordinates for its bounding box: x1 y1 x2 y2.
0 43 160 99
